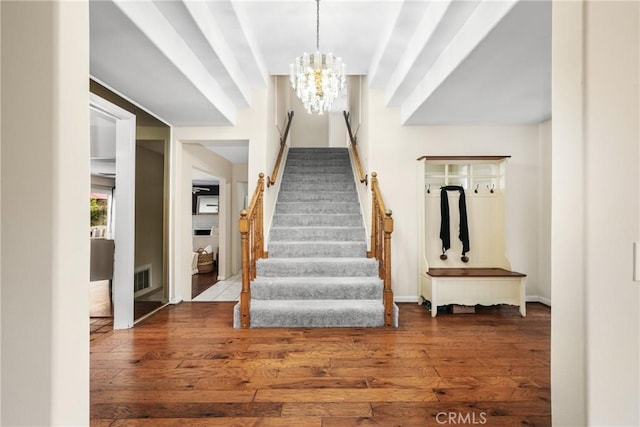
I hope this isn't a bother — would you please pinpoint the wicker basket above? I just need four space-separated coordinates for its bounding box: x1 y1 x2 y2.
196 248 214 273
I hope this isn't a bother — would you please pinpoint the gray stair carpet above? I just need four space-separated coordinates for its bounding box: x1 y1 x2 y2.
234 147 398 328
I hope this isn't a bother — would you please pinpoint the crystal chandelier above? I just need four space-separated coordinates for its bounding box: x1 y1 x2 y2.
289 0 346 114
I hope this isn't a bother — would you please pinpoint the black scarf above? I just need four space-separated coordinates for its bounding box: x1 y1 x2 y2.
439 186 470 256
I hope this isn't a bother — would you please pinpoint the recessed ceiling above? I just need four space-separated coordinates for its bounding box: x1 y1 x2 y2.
89 0 551 127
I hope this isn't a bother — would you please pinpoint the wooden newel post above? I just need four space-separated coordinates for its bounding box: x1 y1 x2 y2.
239 209 250 328
383 209 394 326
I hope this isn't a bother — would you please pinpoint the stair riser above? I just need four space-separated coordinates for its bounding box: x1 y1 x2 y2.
282 174 355 185
280 181 355 192
268 242 367 258
276 202 361 214
284 165 351 174
288 148 348 153
250 310 384 328
286 153 350 160
233 301 399 328
270 227 366 242
285 160 351 168
272 214 363 227
251 282 382 300
278 192 357 203
256 259 378 277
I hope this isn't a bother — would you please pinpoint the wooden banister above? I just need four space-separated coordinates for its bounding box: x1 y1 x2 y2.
369 172 394 327
343 111 367 186
239 172 266 328
268 111 294 187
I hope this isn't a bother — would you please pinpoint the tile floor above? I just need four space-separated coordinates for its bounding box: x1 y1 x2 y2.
192 273 241 301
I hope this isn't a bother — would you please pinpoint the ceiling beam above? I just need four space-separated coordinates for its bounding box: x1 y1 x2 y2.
400 0 518 124
113 0 237 124
156 0 252 107
384 0 453 104
229 0 269 88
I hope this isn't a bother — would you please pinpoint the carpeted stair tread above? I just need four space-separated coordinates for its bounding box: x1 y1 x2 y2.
278 191 359 203
276 202 360 214
280 181 355 191
269 226 366 242
272 213 363 227
256 257 378 277
284 165 353 174
281 173 354 183
268 241 367 258
251 276 383 300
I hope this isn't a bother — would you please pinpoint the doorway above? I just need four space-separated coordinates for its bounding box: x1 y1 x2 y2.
89 80 172 327
191 169 220 298
89 107 117 338
89 93 136 330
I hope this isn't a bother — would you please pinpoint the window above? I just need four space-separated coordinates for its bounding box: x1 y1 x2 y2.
90 186 113 238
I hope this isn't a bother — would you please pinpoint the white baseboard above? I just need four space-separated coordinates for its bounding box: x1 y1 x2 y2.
526 294 551 306
394 296 420 303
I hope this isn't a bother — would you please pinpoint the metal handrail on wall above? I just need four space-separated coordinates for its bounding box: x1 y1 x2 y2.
343 111 367 186
268 111 294 188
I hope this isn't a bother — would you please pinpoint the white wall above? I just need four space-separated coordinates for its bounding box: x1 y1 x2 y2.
135 145 164 296
363 87 544 302
552 1 640 425
232 163 248 274
347 76 372 247
171 78 281 299
551 2 586 423
290 91 329 148
1 1 89 425
538 120 551 304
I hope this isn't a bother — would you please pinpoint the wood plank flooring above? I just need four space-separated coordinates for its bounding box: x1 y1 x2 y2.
192 269 219 298
90 302 550 426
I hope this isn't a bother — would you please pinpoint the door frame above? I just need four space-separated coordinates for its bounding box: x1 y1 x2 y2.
90 93 136 329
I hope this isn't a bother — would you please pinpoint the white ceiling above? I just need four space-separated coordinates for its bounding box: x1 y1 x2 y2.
89 0 551 131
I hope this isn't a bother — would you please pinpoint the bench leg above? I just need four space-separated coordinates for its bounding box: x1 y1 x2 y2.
519 278 526 317
519 303 526 317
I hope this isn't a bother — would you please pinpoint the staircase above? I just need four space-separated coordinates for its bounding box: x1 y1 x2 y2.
233 147 398 328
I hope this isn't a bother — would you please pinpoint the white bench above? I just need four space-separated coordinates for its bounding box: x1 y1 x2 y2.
420 267 526 317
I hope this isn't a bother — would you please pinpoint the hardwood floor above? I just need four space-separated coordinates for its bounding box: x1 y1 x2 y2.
192 268 219 298
90 302 551 426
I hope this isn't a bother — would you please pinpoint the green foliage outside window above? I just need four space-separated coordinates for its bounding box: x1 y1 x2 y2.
90 198 108 226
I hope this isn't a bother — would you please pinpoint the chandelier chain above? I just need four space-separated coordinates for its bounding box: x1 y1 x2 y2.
316 0 320 51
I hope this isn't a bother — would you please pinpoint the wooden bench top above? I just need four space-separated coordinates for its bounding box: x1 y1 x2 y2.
427 268 526 278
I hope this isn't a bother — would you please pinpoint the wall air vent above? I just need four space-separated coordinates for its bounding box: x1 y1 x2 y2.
134 265 152 293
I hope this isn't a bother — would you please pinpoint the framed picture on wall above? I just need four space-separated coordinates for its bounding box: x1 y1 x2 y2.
197 195 219 214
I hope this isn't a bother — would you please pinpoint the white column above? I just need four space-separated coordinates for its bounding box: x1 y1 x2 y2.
551 1 586 424
1 1 90 425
